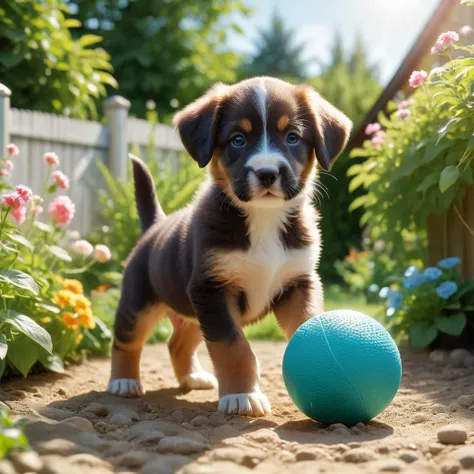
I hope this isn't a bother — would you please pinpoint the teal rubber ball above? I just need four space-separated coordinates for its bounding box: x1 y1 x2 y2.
282 310 402 426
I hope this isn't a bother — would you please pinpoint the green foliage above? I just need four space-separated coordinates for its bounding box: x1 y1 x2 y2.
0 0 116 119
239 11 309 81
311 35 382 282
68 0 251 119
0 405 28 459
347 42 474 254
0 148 111 381
90 153 205 274
380 258 474 350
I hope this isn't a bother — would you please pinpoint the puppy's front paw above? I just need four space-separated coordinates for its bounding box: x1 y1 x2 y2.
107 378 145 398
180 372 217 391
218 392 271 417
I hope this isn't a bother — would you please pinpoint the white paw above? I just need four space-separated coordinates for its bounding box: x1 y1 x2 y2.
180 372 217 390
218 392 271 417
107 378 145 398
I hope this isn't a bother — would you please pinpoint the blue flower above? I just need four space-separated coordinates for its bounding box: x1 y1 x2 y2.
404 273 424 289
423 267 442 282
379 287 392 298
436 281 458 299
388 291 403 309
404 265 419 278
437 257 461 269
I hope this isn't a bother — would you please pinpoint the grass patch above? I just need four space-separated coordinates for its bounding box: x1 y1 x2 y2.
92 286 383 344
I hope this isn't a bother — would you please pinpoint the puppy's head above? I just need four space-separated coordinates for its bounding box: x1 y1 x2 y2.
173 77 352 208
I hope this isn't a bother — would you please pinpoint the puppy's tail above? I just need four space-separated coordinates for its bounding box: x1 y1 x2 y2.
130 154 164 233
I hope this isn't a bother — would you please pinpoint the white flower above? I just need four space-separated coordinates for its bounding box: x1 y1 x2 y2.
72 240 94 257
94 244 112 263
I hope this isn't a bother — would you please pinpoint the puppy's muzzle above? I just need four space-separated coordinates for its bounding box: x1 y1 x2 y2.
255 167 279 188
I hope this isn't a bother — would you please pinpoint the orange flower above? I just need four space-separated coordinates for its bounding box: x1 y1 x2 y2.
77 308 95 330
62 312 79 330
54 290 77 309
63 279 83 295
96 283 112 293
75 294 91 312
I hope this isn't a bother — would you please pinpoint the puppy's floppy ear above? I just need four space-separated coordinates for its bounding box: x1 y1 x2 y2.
173 83 228 168
298 86 353 171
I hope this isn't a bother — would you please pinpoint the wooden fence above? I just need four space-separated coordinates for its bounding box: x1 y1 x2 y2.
0 83 184 235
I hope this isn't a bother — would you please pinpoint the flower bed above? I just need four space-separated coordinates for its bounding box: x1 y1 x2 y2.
0 145 112 379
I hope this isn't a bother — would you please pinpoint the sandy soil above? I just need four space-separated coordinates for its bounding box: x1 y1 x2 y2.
2 342 474 474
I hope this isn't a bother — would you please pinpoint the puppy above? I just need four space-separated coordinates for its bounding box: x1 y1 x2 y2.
107 76 352 416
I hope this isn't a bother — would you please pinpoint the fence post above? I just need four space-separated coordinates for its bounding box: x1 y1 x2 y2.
0 84 11 155
104 95 131 180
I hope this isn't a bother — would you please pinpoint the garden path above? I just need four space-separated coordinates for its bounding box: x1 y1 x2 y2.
2 342 474 473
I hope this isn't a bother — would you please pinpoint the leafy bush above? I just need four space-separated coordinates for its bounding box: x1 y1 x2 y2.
0 405 28 459
0 145 111 380
347 27 474 254
379 257 474 350
0 0 117 118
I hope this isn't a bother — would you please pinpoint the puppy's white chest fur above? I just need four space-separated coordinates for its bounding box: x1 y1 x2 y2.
211 205 318 323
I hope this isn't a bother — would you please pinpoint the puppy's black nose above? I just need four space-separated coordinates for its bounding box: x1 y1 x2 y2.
255 168 279 188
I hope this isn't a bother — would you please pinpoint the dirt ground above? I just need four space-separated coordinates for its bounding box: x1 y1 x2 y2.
2 342 474 474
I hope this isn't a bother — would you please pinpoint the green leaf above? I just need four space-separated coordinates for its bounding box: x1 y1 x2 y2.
47 245 72 262
439 166 459 193
0 310 52 354
7 337 38 378
4 232 33 250
79 34 102 47
437 118 460 144
459 280 474 298
0 334 7 360
416 173 439 192
423 142 450 163
47 183 58 194
33 221 53 233
0 269 39 294
435 313 467 336
409 322 438 350
39 353 65 374
103 272 123 283
64 18 82 28
0 358 5 380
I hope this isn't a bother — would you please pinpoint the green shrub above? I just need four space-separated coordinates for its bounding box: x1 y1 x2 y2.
379 257 474 350
0 146 111 380
0 0 117 119
347 31 474 256
0 405 28 459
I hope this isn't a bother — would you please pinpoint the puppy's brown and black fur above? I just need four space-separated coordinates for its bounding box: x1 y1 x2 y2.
108 77 352 416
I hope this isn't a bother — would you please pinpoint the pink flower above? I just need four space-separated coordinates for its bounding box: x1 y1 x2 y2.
459 25 473 37
365 123 381 136
0 169 8 177
437 31 459 46
11 206 26 225
7 144 19 157
408 70 427 88
1 193 23 210
431 44 443 55
43 152 59 167
396 109 411 119
48 196 75 226
33 205 43 216
4 160 14 171
398 101 408 110
94 244 112 263
52 170 70 190
16 185 33 202
371 135 385 149
375 130 386 138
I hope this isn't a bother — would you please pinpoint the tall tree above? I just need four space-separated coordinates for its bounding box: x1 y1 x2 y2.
241 11 309 80
311 34 382 283
67 0 251 119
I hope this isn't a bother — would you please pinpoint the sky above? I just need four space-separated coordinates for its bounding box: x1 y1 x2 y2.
227 0 441 84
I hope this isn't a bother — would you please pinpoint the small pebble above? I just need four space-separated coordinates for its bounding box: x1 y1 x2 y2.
399 451 419 463
449 403 462 413
450 349 471 367
430 349 449 365
440 460 461 474
431 404 446 414
412 414 426 424
61 416 96 433
457 395 474 408
171 410 184 422
372 459 404 472
209 412 226 427
438 424 467 445
109 413 132 426
0 461 15 474
57 388 67 396
428 443 444 455
343 447 377 463
464 355 474 368
191 415 209 427
157 436 208 454
9 451 43 473
451 445 474 468
85 403 109 417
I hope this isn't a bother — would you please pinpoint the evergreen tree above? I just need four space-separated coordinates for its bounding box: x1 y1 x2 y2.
241 11 309 80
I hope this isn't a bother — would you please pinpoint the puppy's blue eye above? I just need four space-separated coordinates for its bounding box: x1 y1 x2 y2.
231 135 246 147
286 133 299 145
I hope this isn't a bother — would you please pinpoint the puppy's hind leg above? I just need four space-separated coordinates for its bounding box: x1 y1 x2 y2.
168 316 217 391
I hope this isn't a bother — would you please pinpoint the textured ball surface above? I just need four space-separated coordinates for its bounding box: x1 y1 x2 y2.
282 310 402 426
